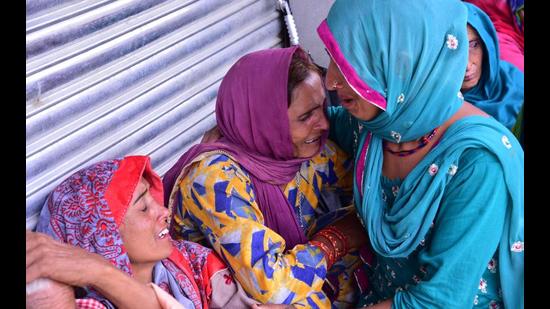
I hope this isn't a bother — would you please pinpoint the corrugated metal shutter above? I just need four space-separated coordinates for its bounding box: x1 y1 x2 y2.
26 0 284 229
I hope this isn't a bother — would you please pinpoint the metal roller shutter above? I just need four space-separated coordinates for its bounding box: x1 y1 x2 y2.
26 0 284 229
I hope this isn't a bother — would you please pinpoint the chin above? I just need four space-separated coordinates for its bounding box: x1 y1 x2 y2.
297 146 321 158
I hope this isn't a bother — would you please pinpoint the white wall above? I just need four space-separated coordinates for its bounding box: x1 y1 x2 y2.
289 0 334 68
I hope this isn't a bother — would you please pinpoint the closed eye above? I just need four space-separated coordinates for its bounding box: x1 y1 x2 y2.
298 105 322 122
299 112 312 122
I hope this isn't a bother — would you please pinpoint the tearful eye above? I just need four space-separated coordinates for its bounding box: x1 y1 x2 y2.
299 113 312 122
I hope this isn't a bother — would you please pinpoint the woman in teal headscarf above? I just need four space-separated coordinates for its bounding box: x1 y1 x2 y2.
317 0 523 308
462 2 524 131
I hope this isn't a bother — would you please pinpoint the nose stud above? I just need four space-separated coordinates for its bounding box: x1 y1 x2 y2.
331 80 342 90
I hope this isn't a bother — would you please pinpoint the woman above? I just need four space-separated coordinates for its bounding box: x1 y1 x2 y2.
461 2 524 131
163 46 369 308
464 0 524 72
26 156 255 309
317 0 523 308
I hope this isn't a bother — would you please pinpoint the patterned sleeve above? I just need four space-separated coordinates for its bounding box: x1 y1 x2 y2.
315 139 353 193
176 154 330 308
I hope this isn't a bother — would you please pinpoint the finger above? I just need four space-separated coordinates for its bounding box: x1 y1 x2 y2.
26 235 71 283
26 232 62 267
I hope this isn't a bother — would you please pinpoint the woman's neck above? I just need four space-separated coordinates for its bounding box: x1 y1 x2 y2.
382 101 487 179
131 262 156 284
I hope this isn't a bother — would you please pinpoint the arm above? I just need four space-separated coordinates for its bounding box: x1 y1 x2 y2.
176 157 329 307
391 149 508 308
26 231 162 309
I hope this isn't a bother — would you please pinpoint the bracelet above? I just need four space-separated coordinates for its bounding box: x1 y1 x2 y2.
325 226 349 255
317 229 345 261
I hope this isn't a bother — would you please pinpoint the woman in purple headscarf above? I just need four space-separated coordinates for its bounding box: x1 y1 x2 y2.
163 46 370 308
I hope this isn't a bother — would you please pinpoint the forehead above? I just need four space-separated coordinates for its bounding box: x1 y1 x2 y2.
131 177 149 200
466 25 480 40
291 72 324 101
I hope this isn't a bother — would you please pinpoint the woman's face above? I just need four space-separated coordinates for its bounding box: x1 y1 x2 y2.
461 25 484 92
119 177 172 266
325 59 382 121
287 71 329 158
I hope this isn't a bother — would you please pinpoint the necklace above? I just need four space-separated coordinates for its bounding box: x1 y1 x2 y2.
383 127 439 157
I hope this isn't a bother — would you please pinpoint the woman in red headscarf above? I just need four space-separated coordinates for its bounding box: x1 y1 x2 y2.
26 155 255 309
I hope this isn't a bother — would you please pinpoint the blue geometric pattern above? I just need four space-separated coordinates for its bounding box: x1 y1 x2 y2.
172 141 360 307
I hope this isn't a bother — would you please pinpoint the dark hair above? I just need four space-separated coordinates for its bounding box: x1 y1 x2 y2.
287 50 322 106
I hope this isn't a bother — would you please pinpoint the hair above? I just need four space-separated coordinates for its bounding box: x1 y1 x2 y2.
287 49 322 106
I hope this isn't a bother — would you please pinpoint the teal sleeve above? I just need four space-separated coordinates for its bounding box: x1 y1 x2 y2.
393 148 508 308
326 105 359 155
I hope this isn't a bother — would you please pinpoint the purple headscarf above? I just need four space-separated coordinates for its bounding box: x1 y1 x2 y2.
163 46 327 249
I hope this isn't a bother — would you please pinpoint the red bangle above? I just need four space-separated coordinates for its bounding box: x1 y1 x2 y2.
325 226 349 255
317 229 345 261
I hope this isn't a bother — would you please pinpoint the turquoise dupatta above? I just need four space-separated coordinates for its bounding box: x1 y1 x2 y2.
318 0 524 308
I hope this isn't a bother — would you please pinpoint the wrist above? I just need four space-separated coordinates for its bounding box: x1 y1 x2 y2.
89 261 120 290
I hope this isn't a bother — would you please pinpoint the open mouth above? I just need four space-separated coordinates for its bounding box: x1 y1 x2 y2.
304 136 320 144
158 228 169 239
338 93 356 107
340 99 355 108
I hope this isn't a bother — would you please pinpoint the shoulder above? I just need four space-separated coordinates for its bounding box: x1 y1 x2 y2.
444 147 507 201
460 147 500 164
171 239 213 258
184 153 251 185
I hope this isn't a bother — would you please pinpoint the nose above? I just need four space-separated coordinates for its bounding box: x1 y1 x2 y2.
315 111 329 131
154 199 170 223
466 61 473 72
325 60 345 91
325 67 340 91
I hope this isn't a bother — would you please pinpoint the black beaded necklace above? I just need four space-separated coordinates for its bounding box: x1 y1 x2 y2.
383 127 439 157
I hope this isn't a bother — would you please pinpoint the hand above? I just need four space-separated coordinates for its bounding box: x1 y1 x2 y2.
328 213 369 250
26 278 75 309
26 230 113 287
200 125 222 143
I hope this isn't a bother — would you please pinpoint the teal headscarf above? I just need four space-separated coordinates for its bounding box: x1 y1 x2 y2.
463 2 524 130
318 0 523 308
